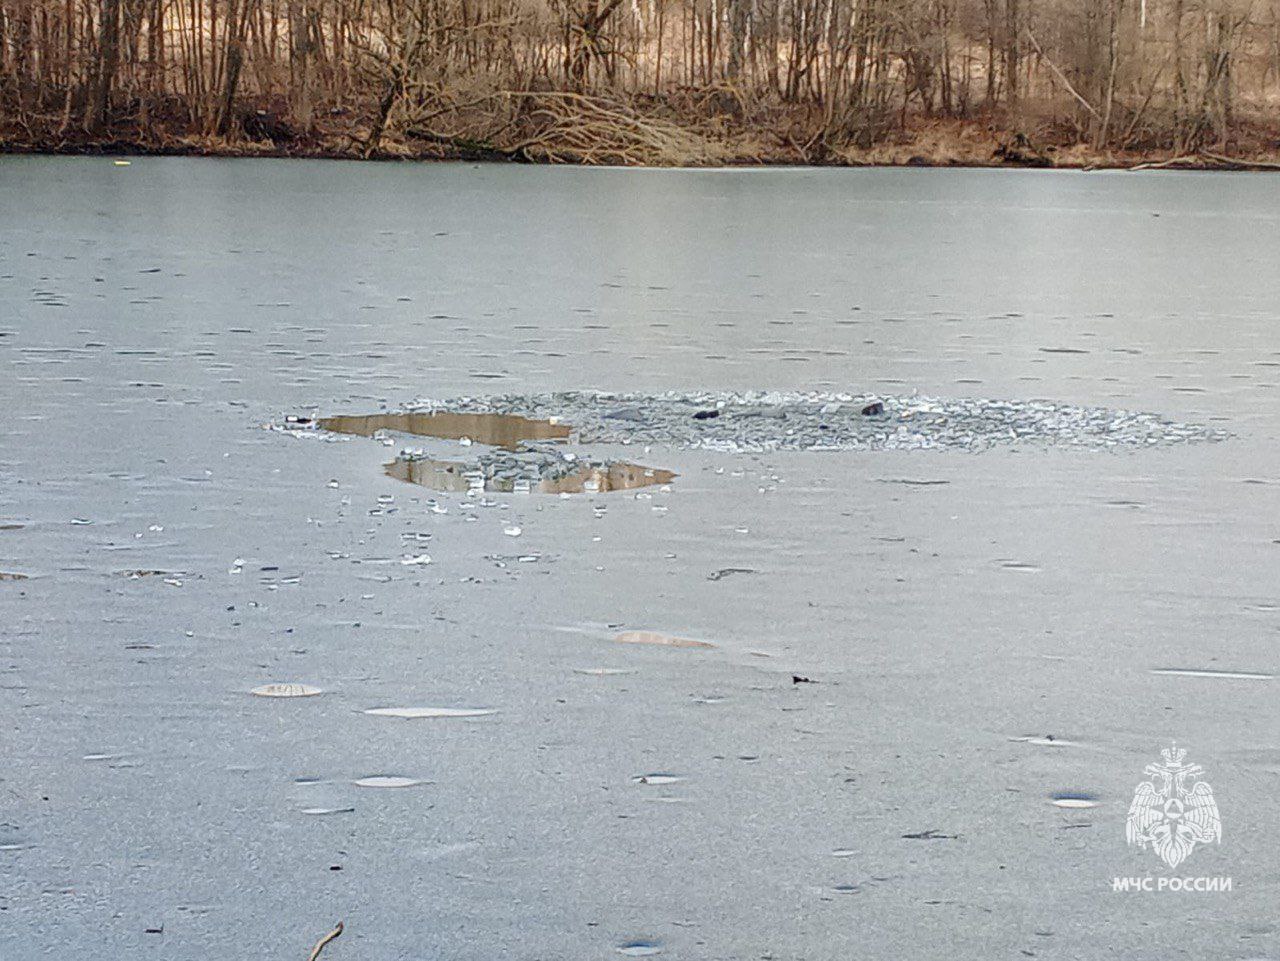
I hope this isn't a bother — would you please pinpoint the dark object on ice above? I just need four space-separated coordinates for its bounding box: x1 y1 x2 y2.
285 414 314 426
902 829 958 840
792 674 814 684
860 401 885 417
692 409 720 420
708 567 755 581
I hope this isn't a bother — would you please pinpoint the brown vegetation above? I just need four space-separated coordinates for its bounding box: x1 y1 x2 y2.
2 0 1280 166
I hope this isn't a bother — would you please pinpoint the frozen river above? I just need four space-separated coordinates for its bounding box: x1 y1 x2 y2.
2 157 1280 959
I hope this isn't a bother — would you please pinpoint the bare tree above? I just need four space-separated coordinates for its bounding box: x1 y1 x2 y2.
3 0 1280 160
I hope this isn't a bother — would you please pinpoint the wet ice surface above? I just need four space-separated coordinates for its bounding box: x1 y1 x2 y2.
310 389 1222 495
387 451 676 494
3 158 1280 960
318 410 572 447
297 411 676 493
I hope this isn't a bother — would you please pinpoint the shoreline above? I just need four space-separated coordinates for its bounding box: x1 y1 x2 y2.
6 123 1280 172
7 140 1280 172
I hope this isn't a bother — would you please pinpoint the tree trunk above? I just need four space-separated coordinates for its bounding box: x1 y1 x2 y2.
1003 0 1019 110
216 39 243 135
288 0 313 129
727 0 749 80
88 0 122 132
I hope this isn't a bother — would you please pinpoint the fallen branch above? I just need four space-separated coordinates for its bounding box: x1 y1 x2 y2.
500 90 723 165
1128 154 1200 170
307 921 344 961
1198 150 1280 171
1128 151 1280 171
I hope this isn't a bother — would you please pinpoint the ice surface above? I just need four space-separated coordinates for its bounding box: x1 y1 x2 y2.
2 158 1278 960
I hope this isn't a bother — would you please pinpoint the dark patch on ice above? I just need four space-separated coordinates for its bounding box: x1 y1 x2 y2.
1049 791 1099 809
707 568 755 581
1000 561 1042 573
902 829 959 840
617 940 664 956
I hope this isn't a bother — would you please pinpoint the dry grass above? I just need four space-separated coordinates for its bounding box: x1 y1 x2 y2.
8 95 1280 170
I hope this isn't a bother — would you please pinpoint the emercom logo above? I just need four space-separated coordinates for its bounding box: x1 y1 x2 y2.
1112 876 1232 893
1126 743 1221 869
1111 743 1231 894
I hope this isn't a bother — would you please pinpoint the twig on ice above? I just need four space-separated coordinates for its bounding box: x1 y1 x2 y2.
307 922 344 961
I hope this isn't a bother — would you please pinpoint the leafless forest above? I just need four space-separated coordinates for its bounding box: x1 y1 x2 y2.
3 0 1280 164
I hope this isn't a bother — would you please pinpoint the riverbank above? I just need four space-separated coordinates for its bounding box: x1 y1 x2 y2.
6 111 1280 170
